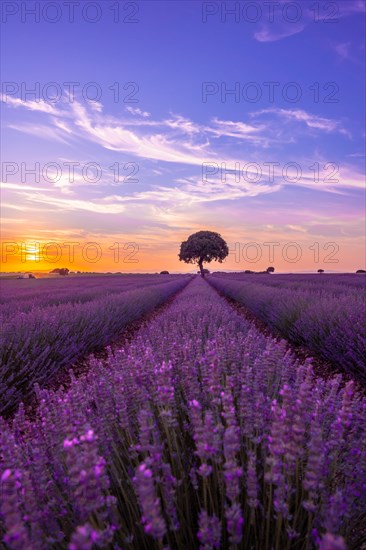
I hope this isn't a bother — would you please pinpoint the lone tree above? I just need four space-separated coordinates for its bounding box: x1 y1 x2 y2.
266 266 275 273
317 269 324 273
179 231 228 278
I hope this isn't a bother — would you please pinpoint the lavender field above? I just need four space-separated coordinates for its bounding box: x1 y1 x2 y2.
0 275 191 416
1 275 365 550
209 273 366 384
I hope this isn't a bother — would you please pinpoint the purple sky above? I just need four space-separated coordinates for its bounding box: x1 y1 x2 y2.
1 0 365 272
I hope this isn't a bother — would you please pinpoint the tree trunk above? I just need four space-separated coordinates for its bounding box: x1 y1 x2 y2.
198 259 205 278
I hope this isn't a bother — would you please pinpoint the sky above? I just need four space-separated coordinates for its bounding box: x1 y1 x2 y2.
1 0 365 273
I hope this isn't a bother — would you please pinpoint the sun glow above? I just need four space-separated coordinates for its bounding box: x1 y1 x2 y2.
20 242 42 263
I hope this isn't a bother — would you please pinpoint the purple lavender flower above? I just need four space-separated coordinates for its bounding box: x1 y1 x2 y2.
303 413 325 513
160 462 180 531
318 532 347 550
222 390 242 502
225 503 244 545
265 397 289 518
133 463 166 540
197 510 221 549
0 469 33 550
69 523 103 550
190 401 223 471
64 427 116 543
246 451 259 509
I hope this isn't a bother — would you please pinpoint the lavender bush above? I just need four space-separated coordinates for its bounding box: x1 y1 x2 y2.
0 275 191 415
209 274 366 382
1 278 365 549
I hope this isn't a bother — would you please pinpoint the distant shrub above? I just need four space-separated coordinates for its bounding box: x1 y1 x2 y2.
317 269 324 273
356 269 366 273
160 271 170 275
50 268 69 276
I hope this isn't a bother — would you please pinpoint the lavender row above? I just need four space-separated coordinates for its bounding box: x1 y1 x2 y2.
0 274 184 317
0 276 191 416
208 275 366 383
213 273 366 291
1 278 365 549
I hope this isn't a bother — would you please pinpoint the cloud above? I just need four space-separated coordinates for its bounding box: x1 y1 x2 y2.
7 122 72 144
331 41 365 66
207 118 267 145
1 182 46 191
254 23 306 43
286 224 306 233
334 42 351 61
126 106 151 118
19 192 127 214
4 92 352 171
340 0 366 16
163 114 201 135
253 0 366 43
127 174 282 204
252 108 351 137
2 94 362 202
1 94 59 115
65 101 214 165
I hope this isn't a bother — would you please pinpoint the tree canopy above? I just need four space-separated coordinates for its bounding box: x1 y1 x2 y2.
179 231 228 277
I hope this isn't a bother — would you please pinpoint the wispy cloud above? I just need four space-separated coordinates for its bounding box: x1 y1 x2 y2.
1 94 361 203
331 41 365 66
1 182 46 191
126 106 151 118
334 42 352 61
0 94 59 115
207 118 267 145
252 108 351 137
7 122 72 144
19 192 127 214
163 114 201 135
340 0 366 16
253 0 366 43
254 22 306 43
